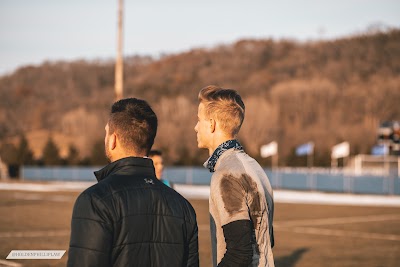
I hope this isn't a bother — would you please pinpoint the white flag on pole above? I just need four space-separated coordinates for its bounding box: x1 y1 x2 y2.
331 142 350 159
260 141 278 158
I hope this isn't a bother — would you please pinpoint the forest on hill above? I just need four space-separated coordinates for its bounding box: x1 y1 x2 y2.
0 29 399 167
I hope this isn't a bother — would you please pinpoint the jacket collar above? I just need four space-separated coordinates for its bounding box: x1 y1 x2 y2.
204 139 243 172
94 156 155 182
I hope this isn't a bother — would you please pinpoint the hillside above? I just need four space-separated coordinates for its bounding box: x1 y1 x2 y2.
0 29 399 166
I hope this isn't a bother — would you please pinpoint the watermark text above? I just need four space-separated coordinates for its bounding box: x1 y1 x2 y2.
6 250 66 260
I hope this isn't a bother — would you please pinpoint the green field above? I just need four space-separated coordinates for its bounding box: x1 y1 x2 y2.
0 188 399 267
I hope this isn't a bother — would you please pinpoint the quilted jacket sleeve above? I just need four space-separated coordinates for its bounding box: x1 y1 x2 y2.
67 192 114 267
187 220 199 267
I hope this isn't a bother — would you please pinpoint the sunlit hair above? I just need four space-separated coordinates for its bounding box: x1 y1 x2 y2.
198 85 245 136
108 98 157 155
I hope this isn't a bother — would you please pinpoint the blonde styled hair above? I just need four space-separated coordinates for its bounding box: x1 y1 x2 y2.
198 85 245 136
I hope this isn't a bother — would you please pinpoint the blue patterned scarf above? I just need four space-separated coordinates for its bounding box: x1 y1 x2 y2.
204 139 243 172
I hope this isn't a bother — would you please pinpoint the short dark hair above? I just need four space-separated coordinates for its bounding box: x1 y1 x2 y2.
108 98 157 155
148 150 162 157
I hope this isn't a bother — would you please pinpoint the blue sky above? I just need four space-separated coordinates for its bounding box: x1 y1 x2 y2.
1 0 399 75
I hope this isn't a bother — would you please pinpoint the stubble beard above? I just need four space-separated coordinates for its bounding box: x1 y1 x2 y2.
104 137 112 163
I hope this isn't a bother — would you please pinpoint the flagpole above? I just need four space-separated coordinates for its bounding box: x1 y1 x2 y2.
272 153 278 188
308 142 314 190
342 154 348 190
271 146 278 169
307 142 313 169
260 141 278 188
115 0 124 101
331 157 338 169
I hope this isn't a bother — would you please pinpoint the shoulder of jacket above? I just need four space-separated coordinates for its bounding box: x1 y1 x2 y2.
79 179 113 202
215 151 246 174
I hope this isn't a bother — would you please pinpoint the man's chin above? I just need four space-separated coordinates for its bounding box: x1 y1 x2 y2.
197 143 207 149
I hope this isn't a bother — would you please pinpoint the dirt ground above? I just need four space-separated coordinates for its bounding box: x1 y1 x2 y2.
0 189 399 267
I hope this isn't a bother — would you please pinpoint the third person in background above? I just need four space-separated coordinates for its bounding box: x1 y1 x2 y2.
149 149 173 188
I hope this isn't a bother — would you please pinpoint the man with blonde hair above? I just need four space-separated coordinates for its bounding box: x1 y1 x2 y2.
194 85 275 267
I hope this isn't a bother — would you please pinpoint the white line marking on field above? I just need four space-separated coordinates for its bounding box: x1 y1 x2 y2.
289 227 400 241
0 182 94 192
12 193 75 202
275 214 400 228
0 230 69 238
2 183 400 206
0 259 23 267
274 190 400 207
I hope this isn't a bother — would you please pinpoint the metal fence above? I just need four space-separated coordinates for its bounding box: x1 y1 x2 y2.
21 166 400 195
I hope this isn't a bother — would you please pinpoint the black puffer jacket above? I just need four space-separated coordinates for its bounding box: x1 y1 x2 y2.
67 157 199 267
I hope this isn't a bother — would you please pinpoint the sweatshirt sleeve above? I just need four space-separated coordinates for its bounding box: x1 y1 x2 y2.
210 172 255 266
67 192 113 267
218 220 253 267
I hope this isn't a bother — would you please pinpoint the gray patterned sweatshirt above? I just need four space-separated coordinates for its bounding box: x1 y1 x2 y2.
207 148 275 267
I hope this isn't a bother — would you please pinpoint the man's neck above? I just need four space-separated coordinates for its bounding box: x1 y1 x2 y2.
110 150 145 162
209 135 235 156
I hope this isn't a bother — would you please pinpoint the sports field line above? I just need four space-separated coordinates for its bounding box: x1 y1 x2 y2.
275 213 400 228
288 226 400 241
2 182 400 206
0 230 70 238
0 226 211 239
12 193 75 202
0 182 95 192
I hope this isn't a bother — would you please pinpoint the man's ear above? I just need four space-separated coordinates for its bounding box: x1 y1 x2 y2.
210 118 216 133
109 133 117 151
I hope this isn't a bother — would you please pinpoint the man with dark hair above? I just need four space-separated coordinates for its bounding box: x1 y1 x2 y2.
194 85 275 267
68 98 199 267
148 149 172 187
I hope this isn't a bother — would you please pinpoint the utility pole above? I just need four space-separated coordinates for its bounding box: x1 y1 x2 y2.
115 0 124 100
